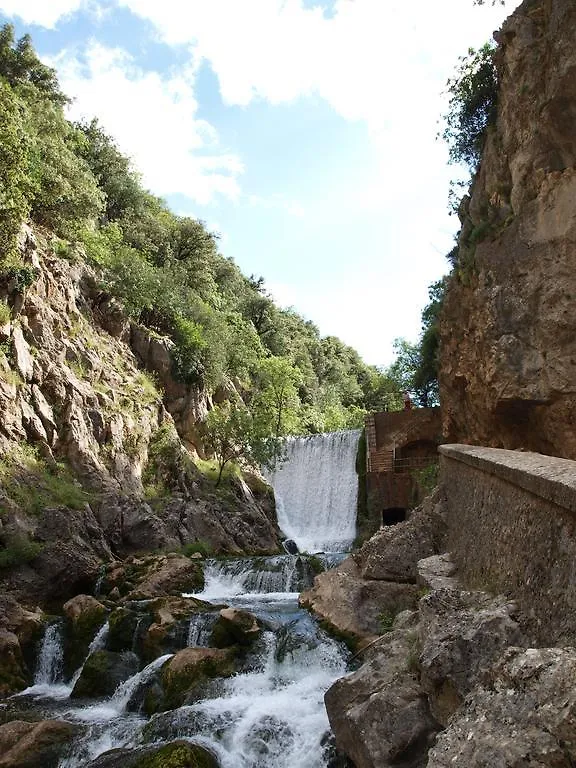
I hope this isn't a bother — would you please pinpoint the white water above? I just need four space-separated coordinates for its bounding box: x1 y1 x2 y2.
265 429 361 553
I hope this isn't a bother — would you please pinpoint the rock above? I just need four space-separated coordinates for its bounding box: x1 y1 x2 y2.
283 539 299 554
125 556 204 600
71 649 139 698
417 553 458 591
300 557 420 646
107 608 146 653
31 386 57 445
428 647 576 767
157 647 236 712
0 629 29 696
11 326 33 382
141 596 213 661
355 496 446 584
0 719 77 768
210 607 262 649
418 587 524 725
63 594 107 676
325 629 441 768
85 740 219 768
439 0 576 461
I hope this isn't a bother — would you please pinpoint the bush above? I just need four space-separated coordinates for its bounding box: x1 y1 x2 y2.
0 301 10 325
182 540 212 558
0 536 43 569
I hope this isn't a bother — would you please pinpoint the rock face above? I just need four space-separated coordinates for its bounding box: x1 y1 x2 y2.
0 229 281 614
439 0 576 459
428 647 576 768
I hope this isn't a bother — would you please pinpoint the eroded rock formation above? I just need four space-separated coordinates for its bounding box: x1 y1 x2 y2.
439 0 576 459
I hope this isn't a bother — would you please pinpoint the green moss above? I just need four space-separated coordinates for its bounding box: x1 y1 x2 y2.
0 536 43 569
182 540 212 558
158 651 236 712
133 742 219 768
107 607 141 652
65 607 107 677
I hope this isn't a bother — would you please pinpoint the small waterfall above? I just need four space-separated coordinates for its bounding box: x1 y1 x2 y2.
109 654 173 713
187 614 217 647
265 430 361 553
34 622 64 685
94 565 106 598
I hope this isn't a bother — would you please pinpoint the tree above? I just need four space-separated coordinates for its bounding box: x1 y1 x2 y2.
204 402 281 487
252 357 302 444
442 43 498 171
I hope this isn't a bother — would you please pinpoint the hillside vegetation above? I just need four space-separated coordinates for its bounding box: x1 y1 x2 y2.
0 24 402 453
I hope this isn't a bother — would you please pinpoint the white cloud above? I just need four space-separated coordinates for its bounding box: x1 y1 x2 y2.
0 0 84 27
49 43 243 204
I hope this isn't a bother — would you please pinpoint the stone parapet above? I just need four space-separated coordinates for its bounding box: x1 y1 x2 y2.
440 444 576 644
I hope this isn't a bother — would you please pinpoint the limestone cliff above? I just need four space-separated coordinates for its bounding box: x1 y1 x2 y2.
0 226 281 608
439 0 576 458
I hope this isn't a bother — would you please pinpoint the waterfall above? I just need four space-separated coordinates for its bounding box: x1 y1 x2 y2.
265 429 361 553
34 622 64 685
109 654 173 713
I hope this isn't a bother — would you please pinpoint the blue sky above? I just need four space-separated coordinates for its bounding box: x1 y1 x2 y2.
0 0 519 365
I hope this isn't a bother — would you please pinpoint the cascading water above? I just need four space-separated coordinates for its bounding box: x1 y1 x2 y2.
34 621 65 686
265 429 361 553
13 554 351 768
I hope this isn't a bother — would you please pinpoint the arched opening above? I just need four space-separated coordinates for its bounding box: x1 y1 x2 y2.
382 507 407 526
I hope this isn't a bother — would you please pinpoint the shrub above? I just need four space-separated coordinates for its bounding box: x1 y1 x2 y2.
0 300 10 325
182 540 212 558
0 536 43 569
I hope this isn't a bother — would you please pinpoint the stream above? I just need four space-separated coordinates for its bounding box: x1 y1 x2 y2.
10 554 351 767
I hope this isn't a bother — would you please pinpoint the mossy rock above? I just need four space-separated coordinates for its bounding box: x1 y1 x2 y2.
70 650 138 698
86 741 219 768
209 608 262 649
107 608 149 653
63 595 107 677
154 648 236 713
0 631 30 696
133 742 219 768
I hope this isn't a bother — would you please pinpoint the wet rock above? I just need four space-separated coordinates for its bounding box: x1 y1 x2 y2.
300 557 420 646
428 647 576 767
70 649 138 698
210 607 262 649
86 740 219 768
157 647 236 712
283 539 299 554
125 555 204 600
141 596 213 661
0 719 78 768
107 607 147 653
63 594 107 676
325 629 441 768
419 588 524 725
0 630 29 696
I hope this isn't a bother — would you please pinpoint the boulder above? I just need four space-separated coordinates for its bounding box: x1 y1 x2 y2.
325 629 441 768
428 647 576 767
125 556 204 600
70 649 138 698
210 607 262 649
157 647 236 712
86 740 219 768
63 594 107 675
355 495 446 584
418 587 524 725
300 557 420 646
107 608 146 653
0 629 29 696
0 719 77 768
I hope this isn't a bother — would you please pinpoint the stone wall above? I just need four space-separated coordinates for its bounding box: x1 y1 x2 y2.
440 444 576 644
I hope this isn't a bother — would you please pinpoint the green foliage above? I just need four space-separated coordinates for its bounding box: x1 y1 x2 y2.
0 535 43 569
182 540 212 558
387 278 447 408
413 463 439 497
0 25 403 442
378 612 396 633
0 444 91 515
204 402 282 486
0 300 10 325
442 43 498 170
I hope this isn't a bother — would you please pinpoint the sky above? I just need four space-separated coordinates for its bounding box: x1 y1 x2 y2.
0 0 520 366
